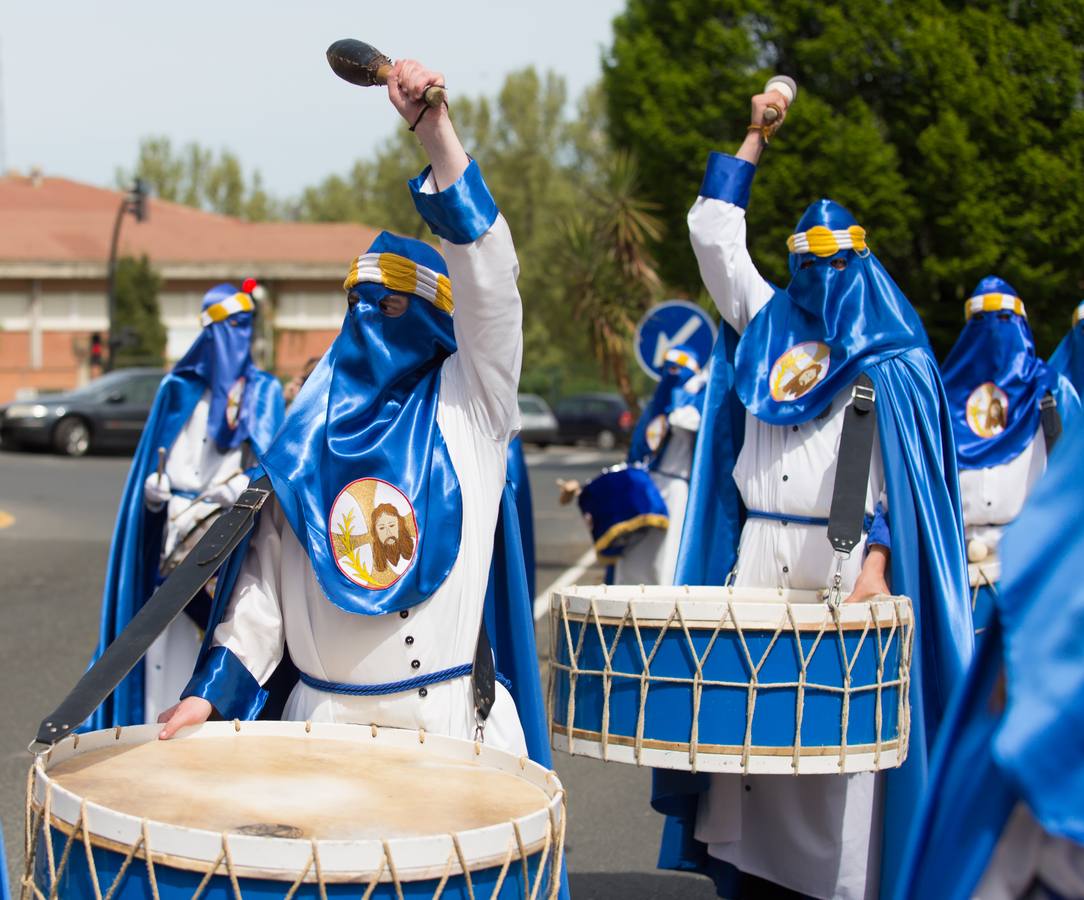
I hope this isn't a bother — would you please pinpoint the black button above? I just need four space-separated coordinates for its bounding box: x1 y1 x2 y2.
792 425 799 432
419 687 428 698
986 501 992 506
411 659 420 669
405 635 414 645
781 519 788 526
782 474 789 482
399 610 409 619
782 566 789 574
744 784 751 792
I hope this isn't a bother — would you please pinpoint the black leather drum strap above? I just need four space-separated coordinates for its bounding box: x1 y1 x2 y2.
472 617 496 729
1040 392 1062 453
33 478 274 748
827 375 877 557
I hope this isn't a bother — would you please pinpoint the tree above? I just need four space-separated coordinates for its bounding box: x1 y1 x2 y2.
112 255 166 368
603 0 1084 355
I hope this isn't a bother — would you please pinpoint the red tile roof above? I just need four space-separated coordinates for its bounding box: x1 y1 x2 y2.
0 174 380 266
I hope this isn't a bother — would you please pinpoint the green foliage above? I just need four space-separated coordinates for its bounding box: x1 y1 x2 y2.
117 136 278 221
603 0 1084 355
113 256 166 368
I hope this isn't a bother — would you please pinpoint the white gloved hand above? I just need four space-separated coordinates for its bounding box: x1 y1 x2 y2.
199 473 249 509
144 472 172 511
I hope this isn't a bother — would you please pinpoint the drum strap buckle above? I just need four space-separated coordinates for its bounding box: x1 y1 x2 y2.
827 551 849 608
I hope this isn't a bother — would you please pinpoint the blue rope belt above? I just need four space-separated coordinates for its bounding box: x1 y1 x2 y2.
745 509 873 530
299 664 512 697
172 488 199 499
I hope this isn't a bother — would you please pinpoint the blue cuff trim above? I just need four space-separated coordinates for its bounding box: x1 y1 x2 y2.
409 159 498 245
866 502 891 552
699 152 756 209
181 646 267 721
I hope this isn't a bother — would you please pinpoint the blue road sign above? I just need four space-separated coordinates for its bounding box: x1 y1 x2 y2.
634 301 718 381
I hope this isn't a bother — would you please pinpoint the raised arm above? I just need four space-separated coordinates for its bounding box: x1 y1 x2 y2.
688 89 792 334
391 60 523 440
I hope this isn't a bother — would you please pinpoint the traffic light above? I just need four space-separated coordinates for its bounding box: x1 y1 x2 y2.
128 178 148 222
89 332 103 367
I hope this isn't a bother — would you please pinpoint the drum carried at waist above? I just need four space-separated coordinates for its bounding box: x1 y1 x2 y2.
25 721 565 899
549 585 914 775
576 464 668 563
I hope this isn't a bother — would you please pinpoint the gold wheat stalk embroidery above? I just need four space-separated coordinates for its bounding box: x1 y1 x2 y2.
335 508 373 584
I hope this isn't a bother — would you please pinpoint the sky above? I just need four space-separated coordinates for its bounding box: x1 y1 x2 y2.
0 0 626 197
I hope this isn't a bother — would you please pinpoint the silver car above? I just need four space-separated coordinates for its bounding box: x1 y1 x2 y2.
517 394 559 447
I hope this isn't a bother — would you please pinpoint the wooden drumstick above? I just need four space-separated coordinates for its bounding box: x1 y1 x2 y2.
326 39 447 109
762 75 797 124
156 447 166 488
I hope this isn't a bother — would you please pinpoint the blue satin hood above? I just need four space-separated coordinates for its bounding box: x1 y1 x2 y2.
942 276 1058 469
628 342 706 464
734 199 928 425
172 283 259 450
1049 299 1084 397
259 231 464 617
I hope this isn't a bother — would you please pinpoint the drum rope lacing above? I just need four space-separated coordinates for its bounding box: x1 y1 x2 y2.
22 724 566 900
549 589 914 774
970 564 1000 637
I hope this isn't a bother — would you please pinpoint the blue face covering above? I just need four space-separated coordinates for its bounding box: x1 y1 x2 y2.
941 276 1056 469
734 199 928 424
628 343 706 464
259 232 464 616
1048 300 1084 398
172 283 257 450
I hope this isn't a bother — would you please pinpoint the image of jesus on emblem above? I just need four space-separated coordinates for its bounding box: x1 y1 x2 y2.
330 478 419 589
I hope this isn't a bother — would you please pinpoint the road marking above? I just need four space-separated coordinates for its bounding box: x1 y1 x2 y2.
525 450 613 468
0 510 13 530
533 545 597 622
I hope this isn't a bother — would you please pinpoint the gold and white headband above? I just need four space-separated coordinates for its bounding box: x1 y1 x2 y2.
201 292 254 327
965 293 1026 321
786 225 868 257
343 252 454 314
664 347 700 374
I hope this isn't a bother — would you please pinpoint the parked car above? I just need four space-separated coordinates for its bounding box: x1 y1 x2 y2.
553 392 634 450
517 393 558 447
0 368 164 457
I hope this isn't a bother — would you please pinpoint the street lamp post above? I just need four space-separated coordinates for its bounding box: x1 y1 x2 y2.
104 179 148 371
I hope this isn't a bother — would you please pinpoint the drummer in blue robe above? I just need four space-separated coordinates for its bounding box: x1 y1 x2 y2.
653 86 973 899
157 59 554 796
89 281 284 729
897 394 1084 899
1049 298 1084 396
941 278 1078 643
560 344 706 585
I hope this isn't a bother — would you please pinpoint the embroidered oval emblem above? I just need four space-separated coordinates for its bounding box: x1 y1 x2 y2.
769 341 831 402
966 382 1009 439
225 376 246 430
329 478 418 590
645 414 669 453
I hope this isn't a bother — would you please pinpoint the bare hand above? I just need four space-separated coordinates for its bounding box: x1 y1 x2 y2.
386 59 446 130
843 546 891 604
750 90 790 127
556 479 582 506
157 696 213 740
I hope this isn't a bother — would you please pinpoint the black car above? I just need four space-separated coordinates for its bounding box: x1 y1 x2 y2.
1 368 164 457
553 392 634 450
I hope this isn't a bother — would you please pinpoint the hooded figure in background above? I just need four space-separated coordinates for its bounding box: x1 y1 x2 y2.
896 399 1084 900
653 86 972 900
941 277 1078 642
156 64 555 804
1049 298 1084 396
89 282 284 729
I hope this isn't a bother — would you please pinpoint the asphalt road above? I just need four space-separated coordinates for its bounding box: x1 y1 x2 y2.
0 444 716 898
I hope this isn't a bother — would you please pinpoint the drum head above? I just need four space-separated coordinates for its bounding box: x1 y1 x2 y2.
48 733 545 841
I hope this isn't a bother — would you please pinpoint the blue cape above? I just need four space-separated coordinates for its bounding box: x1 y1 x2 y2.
628 343 707 465
506 436 535 594
942 276 1062 469
896 388 1084 899
88 361 284 730
655 168 972 898
0 818 9 900
259 232 463 617
1049 299 1084 396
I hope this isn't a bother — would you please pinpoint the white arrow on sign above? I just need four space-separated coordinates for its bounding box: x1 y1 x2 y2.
652 315 704 369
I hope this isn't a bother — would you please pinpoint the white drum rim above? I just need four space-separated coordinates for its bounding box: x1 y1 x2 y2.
551 584 913 629
31 721 565 883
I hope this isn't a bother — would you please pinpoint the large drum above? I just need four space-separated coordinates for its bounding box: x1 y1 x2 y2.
549 585 914 775
24 721 565 899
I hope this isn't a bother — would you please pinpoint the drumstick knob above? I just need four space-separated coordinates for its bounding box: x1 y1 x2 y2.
762 75 797 124
967 539 989 563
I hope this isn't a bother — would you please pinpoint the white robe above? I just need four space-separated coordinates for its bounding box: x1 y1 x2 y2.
144 390 249 723
974 804 1084 899
206 205 528 756
613 404 700 586
687 192 887 900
